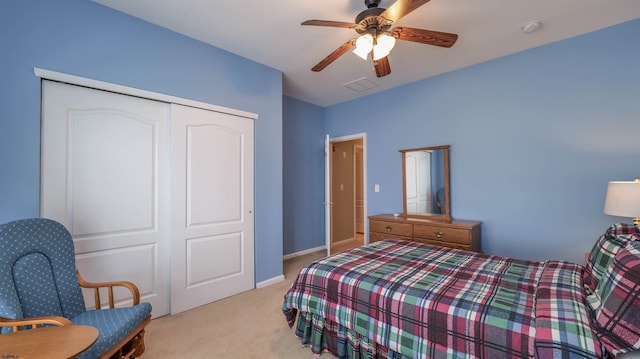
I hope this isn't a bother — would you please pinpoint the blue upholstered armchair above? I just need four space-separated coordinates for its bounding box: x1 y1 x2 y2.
0 218 152 358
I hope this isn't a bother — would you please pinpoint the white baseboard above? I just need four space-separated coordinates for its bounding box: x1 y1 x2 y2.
283 245 326 260
256 246 326 289
256 274 285 289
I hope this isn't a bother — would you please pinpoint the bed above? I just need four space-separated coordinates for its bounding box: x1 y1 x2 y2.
282 224 640 358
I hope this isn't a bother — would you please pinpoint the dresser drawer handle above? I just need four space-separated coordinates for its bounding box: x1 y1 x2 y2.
385 226 392 232
435 231 444 238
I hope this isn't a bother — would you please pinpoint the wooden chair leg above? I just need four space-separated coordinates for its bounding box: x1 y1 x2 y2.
133 330 146 357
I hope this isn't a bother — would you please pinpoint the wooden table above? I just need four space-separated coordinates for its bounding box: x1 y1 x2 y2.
0 325 99 359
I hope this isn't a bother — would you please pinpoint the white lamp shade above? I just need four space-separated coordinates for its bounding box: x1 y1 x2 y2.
604 181 640 217
353 34 373 60
372 33 396 61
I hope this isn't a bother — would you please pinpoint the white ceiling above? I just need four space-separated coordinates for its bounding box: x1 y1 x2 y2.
93 0 640 107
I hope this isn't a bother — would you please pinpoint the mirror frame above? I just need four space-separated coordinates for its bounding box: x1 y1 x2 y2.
400 145 451 222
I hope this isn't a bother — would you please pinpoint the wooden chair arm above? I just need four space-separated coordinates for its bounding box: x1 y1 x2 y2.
76 270 141 309
0 316 72 332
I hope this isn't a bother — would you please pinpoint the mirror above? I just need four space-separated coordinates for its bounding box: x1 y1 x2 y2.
400 145 451 221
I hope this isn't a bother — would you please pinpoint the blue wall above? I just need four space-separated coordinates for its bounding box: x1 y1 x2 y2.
320 19 640 263
282 97 326 254
0 0 284 283
2 0 639 276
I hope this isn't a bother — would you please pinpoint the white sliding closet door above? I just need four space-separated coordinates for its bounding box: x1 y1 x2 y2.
41 80 170 317
169 104 254 314
40 77 256 318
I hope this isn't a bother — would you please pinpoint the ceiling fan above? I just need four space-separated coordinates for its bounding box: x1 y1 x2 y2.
301 0 458 77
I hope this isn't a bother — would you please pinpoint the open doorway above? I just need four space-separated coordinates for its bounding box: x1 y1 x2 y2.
327 134 366 255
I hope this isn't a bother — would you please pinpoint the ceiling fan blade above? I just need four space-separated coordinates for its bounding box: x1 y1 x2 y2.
393 27 458 48
311 39 356 72
374 56 391 78
301 20 357 29
380 0 430 23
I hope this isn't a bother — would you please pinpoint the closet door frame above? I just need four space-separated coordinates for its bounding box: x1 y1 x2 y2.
35 69 258 120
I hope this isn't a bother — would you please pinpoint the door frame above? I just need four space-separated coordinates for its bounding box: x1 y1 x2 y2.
325 133 368 256
354 144 364 234
34 68 257 119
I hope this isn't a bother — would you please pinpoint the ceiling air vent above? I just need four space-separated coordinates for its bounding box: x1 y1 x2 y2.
343 77 379 92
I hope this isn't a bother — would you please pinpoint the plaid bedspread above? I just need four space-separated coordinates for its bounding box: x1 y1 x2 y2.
282 240 604 358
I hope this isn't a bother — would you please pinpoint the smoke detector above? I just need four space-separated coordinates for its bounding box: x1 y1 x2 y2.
522 21 542 33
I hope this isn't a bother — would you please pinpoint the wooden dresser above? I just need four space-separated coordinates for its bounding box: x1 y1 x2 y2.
369 214 482 252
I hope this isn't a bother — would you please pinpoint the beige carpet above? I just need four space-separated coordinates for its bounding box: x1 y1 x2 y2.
143 250 329 358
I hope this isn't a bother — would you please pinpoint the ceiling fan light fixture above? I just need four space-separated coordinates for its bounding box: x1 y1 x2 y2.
353 45 370 60
372 32 396 60
302 0 458 76
353 33 373 60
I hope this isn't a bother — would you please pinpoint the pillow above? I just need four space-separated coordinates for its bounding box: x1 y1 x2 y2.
589 240 640 356
584 224 640 293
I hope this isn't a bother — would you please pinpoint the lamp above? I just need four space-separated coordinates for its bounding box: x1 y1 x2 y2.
372 32 396 60
353 34 373 60
352 32 396 61
604 178 640 225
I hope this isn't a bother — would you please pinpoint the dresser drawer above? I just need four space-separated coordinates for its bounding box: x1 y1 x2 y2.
370 220 413 237
369 215 482 252
413 237 472 251
413 224 470 245
370 232 412 243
